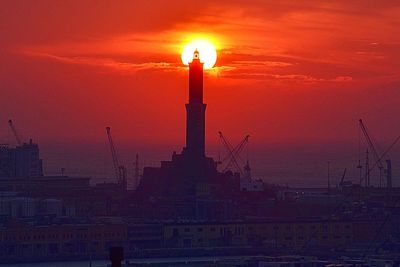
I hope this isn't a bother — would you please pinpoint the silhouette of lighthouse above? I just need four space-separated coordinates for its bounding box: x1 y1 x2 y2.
185 49 206 158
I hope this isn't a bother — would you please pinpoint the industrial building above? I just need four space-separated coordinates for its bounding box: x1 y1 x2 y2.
0 217 397 263
0 221 127 263
0 140 43 178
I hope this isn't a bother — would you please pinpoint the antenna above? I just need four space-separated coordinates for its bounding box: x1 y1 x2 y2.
327 161 331 193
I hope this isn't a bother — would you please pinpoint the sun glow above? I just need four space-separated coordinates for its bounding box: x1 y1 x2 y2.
181 39 217 69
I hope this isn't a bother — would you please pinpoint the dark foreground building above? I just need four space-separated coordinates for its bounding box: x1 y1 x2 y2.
136 50 239 219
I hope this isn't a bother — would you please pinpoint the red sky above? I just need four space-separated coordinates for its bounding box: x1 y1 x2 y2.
1 1 400 184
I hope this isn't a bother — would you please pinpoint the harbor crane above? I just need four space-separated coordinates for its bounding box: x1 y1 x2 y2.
359 119 385 187
358 119 400 189
8 119 22 145
366 134 400 189
105 127 127 189
218 131 250 175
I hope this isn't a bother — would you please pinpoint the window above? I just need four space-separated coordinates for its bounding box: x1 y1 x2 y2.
183 239 192 247
172 228 179 236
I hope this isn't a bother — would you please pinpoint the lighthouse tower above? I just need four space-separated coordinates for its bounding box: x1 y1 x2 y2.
185 49 207 158
137 48 240 220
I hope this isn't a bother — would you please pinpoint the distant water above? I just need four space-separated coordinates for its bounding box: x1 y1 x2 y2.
0 261 108 267
40 141 400 188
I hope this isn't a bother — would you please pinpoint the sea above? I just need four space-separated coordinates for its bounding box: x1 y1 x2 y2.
40 141 400 188
0 261 108 267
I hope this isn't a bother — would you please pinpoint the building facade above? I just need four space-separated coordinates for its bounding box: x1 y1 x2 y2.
0 140 43 178
0 222 127 262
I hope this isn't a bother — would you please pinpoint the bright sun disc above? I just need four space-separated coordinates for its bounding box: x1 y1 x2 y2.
181 39 217 69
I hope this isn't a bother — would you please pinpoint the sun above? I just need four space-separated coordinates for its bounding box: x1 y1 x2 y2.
181 39 217 69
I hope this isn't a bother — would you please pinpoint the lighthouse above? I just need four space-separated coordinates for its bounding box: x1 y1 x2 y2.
137 47 239 220
185 49 207 158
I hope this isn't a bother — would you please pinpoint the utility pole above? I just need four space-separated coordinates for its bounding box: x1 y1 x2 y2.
365 149 370 188
386 160 392 189
134 153 140 189
357 160 363 186
327 161 331 194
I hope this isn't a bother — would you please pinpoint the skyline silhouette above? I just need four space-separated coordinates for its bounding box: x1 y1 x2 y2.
0 1 400 265
1 2 400 187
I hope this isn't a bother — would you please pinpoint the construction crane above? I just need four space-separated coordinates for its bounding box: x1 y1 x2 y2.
359 119 385 187
8 119 22 145
218 131 250 175
368 135 400 190
105 127 126 188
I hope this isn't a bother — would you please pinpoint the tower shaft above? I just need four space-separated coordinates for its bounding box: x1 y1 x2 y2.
185 51 206 157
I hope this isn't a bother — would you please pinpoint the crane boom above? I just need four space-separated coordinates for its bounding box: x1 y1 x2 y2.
106 127 120 183
218 131 243 175
218 131 250 175
8 119 22 145
340 168 347 186
359 119 384 169
368 134 400 174
224 135 250 173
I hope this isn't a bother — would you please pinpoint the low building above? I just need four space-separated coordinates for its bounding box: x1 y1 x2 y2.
0 175 91 192
162 219 353 250
127 223 163 250
0 222 127 263
164 221 248 248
